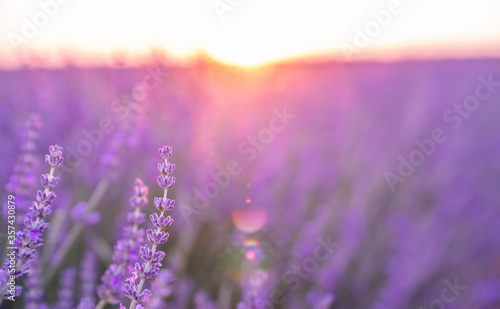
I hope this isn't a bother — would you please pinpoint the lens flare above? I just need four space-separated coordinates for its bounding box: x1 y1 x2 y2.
245 250 256 260
242 238 259 247
242 238 262 261
232 185 267 233
231 207 267 233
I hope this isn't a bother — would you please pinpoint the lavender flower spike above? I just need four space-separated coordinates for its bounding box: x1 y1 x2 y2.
125 146 176 309
0 145 63 303
96 178 149 308
24 252 49 309
3 114 42 228
79 248 98 305
54 267 77 309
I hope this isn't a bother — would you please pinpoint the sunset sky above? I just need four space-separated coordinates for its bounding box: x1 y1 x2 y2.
0 0 499 68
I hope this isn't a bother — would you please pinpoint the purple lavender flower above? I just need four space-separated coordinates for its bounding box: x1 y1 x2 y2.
0 145 63 303
237 270 268 309
143 269 175 309
0 270 22 301
124 146 176 309
124 272 152 305
237 291 259 309
79 248 98 305
77 298 95 309
45 101 144 286
24 252 49 309
195 290 217 309
54 267 77 309
306 290 335 309
3 114 42 228
96 178 149 307
71 202 101 226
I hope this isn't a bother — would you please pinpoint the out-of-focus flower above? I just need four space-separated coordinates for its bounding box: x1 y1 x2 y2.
25 252 49 309
80 248 98 304
306 290 335 309
237 269 268 309
97 178 149 306
77 298 95 309
54 267 77 309
194 290 217 309
71 202 101 226
143 269 176 309
3 114 42 228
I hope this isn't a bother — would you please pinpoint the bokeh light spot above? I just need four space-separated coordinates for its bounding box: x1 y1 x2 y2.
231 208 268 233
246 250 256 260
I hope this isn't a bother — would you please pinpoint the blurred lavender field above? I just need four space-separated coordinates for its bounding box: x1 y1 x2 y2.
1 58 500 308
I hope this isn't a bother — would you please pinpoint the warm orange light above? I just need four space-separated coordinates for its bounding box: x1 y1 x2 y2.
242 238 260 247
1 0 499 68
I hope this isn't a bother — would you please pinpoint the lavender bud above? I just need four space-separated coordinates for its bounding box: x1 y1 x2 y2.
157 175 175 190
127 211 146 225
158 146 173 159
29 201 51 218
137 289 152 303
36 190 56 204
158 162 175 175
139 246 166 264
130 178 149 208
150 213 174 230
45 145 64 168
49 145 63 157
153 197 175 212
40 174 59 189
146 229 169 246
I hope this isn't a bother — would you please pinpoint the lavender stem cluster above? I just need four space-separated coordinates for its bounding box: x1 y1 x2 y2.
24 252 48 309
54 267 77 309
79 248 98 305
0 145 63 302
96 178 149 307
124 146 176 309
3 114 42 227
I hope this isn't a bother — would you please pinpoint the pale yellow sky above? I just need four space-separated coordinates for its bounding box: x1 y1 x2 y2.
0 0 499 68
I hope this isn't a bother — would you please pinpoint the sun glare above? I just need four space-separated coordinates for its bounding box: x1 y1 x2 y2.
0 0 499 68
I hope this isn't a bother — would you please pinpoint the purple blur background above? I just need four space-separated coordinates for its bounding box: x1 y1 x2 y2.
1 58 500 308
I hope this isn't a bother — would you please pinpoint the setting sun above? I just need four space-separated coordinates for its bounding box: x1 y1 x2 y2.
0 0 499 68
